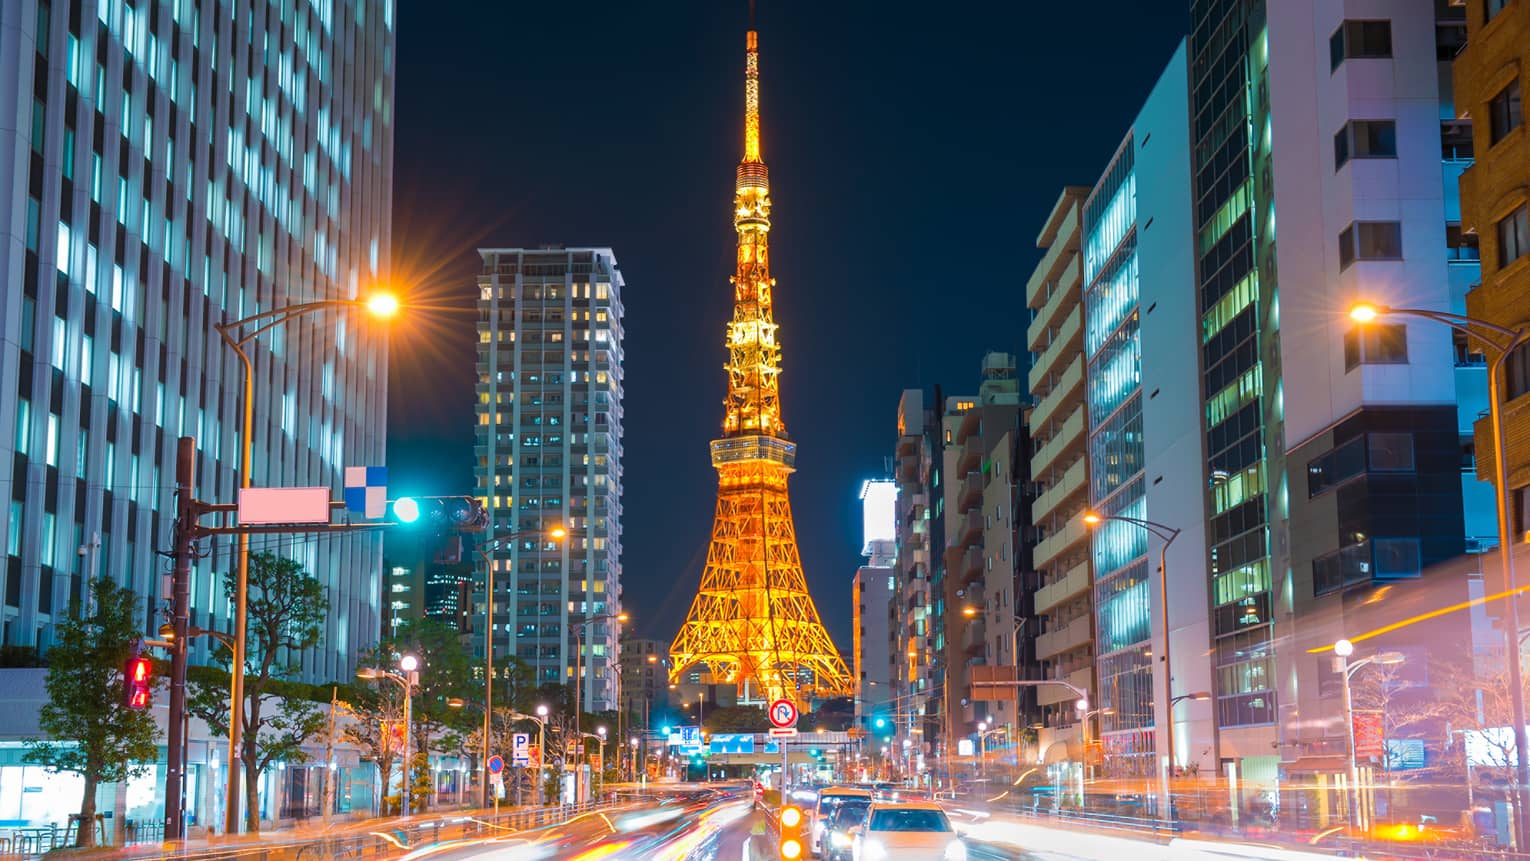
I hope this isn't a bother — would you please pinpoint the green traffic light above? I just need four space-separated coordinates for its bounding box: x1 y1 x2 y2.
394 497 421 523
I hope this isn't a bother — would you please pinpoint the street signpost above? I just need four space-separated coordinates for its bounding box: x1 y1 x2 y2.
511 732 531 767
769 699 798 794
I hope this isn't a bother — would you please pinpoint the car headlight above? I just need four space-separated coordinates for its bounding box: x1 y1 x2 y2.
831 832 853 848
944 840 967 861
863 839 889 861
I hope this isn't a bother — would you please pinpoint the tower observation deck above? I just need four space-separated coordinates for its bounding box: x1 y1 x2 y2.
667 27 853 707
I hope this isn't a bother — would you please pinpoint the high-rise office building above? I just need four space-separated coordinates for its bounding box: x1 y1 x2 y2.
854 479 896 735
1077 42 1208 779
1186 0 1489 808
1456 0 1529 530
0 0 394 678
475 247 626 711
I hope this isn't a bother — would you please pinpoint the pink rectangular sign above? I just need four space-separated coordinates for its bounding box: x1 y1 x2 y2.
237 487 331 524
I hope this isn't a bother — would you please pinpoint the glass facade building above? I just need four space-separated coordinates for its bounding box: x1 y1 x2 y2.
1188 0 1280 733
1083 136 1155 774
475 247 625 712
0 0 395 678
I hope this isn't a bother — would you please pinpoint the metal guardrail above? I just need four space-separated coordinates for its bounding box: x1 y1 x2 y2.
4 800 627 861
974 796 1530 861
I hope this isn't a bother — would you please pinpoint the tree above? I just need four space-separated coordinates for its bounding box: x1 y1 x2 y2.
188 552 328 833
341 679 405 814
23 578 160 848
377 619 474 766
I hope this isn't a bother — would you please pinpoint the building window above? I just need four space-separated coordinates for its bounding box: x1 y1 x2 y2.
1499 203 1529 268
1368 432 1415 472
1330 20 1392 71
1334 120 1397 169
1314 541 1373 595
1344 324 1409 371
1339 221 1403 268
1374 538 1422 579
1490 80 1523 145
1507 344 1530 401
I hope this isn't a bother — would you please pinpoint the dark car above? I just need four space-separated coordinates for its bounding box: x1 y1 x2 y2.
822 799 872 861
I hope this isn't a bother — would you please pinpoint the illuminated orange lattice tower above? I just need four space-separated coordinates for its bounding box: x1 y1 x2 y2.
668 27 852 707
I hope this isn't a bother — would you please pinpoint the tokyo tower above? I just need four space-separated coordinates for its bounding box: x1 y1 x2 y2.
667 24 852 707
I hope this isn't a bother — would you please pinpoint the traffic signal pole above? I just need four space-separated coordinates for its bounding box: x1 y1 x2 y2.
165 437 196 842
157 476 475 838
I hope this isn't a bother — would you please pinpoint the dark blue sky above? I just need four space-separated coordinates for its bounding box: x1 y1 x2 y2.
385 3 1188 645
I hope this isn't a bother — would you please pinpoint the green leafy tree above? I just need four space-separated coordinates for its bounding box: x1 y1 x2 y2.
341 678 404 814
378 619 474 764
188 552 328 833
23 579 160 848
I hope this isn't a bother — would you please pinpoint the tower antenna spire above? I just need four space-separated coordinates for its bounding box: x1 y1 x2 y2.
667 12 852 708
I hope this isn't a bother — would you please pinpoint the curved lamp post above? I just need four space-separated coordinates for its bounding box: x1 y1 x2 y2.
358 654 420 817
1333 639 1404 832
214 292 399 833
569 611 628 803
1083 510 1181 815
475 526 567 805
1350 302 1530 846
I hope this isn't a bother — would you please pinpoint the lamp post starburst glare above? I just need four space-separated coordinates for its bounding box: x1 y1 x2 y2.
476 526 567 806
1349 302 1530 846
1083 510 1181 815
214 293 398 834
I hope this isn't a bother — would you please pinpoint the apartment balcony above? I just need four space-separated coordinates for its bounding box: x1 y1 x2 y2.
1033 558 1091 617
1025 204 1080 309
1035 616 1092 660
1037 666 1095 706
1033 516 1089 571
954 437 979 477
1029 354 1084 431
1028 304 1083 397
1032 458 1086 524
1026 254 1083 353
959 508 983 547
1029 404 1086 479
961 546 983 582
958 471 984 513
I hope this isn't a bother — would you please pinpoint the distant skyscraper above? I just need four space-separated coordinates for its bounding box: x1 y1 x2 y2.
475 247 626 711
855 480 896 735
0 0 394 676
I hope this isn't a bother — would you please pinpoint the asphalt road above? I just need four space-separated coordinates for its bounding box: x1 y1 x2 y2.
387 798 1042 861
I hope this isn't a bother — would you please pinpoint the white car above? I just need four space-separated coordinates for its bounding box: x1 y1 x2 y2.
810 786 874 856
850 802 966 861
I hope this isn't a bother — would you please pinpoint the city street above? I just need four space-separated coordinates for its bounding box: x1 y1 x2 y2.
376 792 1035 861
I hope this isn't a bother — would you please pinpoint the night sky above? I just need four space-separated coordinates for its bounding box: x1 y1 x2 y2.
385 3 1188 646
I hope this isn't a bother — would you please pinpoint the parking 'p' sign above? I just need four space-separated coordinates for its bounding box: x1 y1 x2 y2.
769 698 799 728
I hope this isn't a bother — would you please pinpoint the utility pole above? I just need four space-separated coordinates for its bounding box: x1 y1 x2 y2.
164 437 196 842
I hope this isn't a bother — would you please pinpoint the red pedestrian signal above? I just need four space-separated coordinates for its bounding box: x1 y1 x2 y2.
124 656 153 709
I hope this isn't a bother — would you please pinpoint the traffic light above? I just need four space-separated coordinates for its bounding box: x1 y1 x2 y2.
389 496 488 563
123 654 153 709
779 804 805 859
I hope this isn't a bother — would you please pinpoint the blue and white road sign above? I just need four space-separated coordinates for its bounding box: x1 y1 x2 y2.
511 732 531 767
344 467 387 518
708 733 755 755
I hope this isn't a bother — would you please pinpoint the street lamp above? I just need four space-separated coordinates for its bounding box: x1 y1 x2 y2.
1083 509 1181 812
596 726 608 796
568 611 628 803
1350 301 1530 845
214 292 399 834
475 526 568 806
1333 639 1404 832
358 654 420 817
